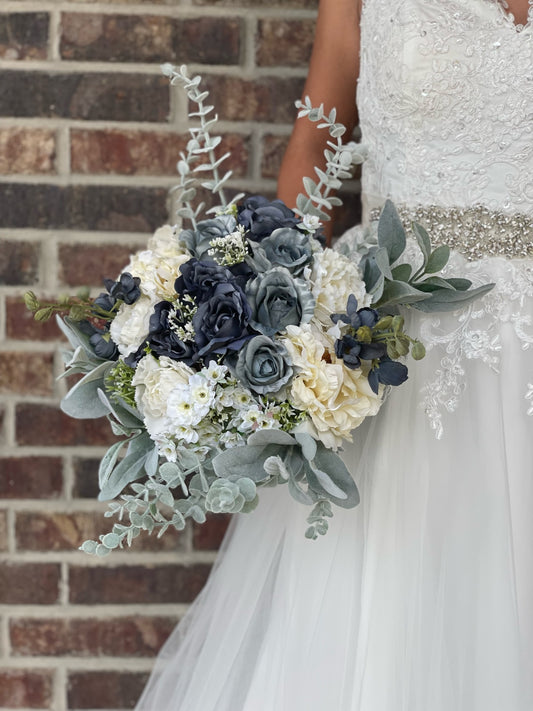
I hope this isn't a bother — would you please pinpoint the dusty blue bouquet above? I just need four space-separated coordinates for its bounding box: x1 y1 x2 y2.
25 66 492 553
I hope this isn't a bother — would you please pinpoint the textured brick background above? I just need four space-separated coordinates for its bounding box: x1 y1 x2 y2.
0 2 361 709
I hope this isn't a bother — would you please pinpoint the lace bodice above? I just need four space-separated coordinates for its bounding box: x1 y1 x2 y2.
358 0 533 218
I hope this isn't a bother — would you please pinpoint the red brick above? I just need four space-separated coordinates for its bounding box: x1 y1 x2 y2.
0 670 53 708
15 511 106 552
58 243 132 287
16 404 115 447
70 129 249 177
61 14 241 65
0 184 169 232
0 564 60 604
203 75 305 123
69 564 211 604
68 671 149 709
261 134 289 179
10 616 176 657
0 510 7 552
0 128 55 173
0 72 170 122
6 297 64 342
0 240 40 285
72 457 100 498
15 509 184 552
0 13 49 61
193 514 231 550
0 352 54 396
256 19 315 67
0 457 63 498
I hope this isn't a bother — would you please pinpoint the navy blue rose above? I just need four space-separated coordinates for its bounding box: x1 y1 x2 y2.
175 258 236 302
237 196 300 241
124 300 195 367
260 228 313 276
192 281 252 361
179 215 237 260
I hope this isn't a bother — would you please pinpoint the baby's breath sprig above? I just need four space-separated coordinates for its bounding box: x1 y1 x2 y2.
294 97 367 221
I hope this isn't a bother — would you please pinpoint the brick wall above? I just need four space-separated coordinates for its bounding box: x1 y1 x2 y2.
0 2 360 709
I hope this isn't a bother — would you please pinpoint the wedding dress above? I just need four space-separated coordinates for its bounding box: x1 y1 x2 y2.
136 1 533 709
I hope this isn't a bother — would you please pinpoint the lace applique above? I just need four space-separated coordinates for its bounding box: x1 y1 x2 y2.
417 252 533 437
358 0 533 218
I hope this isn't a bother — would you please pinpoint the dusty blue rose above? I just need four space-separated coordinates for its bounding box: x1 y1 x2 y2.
178 215 237 260
260 228 313 276
234 335 293 395
246 267 315 336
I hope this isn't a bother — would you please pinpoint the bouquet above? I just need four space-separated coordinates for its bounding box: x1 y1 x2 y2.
25 66 493 554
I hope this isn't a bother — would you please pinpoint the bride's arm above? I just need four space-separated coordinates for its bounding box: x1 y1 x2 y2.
277 0 361 228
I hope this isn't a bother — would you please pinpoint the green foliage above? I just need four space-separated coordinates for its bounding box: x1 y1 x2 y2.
363 201 495 313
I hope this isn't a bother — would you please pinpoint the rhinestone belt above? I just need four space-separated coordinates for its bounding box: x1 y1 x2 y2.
369 204 533 260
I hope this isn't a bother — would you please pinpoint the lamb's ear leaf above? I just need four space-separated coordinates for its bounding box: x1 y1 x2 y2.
305 446 360 509
425 245 451 274
60 362 114 419
373 280 430 309
412 222 431 267
414 283 495 312
377 200 406 264
212 445 272 483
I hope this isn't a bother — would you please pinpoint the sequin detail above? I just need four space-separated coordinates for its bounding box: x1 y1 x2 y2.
369 204 533 260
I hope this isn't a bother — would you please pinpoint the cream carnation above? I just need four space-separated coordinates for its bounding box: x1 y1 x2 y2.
283 324 382 449
310 248 369 327
132 355 194 418
110 295 154 358
126 249 190 302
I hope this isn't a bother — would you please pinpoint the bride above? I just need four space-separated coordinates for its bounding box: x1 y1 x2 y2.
136 1 533 709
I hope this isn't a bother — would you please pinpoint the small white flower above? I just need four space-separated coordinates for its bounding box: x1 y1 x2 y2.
204 362 229 383
157 438 178 462
301 214 322 233
219 430 245 448
188 373 216 409
174 425 199 444
238 406 267 432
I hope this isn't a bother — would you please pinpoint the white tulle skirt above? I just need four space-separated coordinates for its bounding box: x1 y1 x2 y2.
135 252 533 711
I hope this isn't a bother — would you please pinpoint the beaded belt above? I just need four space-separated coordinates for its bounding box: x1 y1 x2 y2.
369 204 533 260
